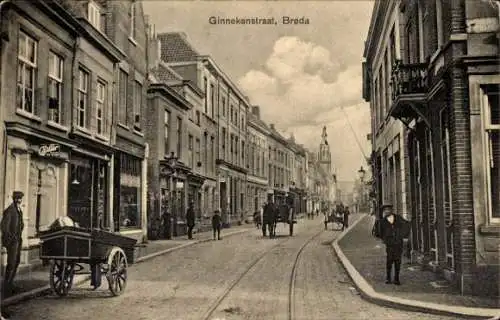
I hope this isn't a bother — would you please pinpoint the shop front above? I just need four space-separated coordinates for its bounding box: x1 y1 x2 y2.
3 128 74 266
113 152 144 238
187 172 204 220
67 151 110 230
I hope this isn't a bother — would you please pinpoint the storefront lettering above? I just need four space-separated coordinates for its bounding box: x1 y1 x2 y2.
38 144 60 157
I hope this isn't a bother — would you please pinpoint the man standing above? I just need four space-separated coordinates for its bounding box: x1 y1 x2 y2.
186 201 195 240
212 209 222 240
380 204 410 285
1 191 25 294
342 206 350 231
262 200 275 237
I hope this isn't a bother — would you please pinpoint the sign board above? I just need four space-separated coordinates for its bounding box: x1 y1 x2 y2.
175 181 184 189
38 144 61 158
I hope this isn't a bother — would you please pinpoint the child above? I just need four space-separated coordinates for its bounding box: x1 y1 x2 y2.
212 209 222 240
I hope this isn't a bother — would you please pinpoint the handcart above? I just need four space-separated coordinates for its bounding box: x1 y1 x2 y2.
39 225 137 297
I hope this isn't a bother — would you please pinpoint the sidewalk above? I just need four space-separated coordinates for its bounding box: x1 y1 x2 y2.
0 224 252 308
333 214 500 319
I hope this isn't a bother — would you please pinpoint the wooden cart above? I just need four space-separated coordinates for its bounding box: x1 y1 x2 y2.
39 226 137 297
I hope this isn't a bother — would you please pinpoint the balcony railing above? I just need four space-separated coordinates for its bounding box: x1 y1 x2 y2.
390 60 428 101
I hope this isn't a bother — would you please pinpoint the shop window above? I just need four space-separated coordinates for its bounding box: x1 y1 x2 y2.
17 31 38 115
119 154 141 228
28 162 59 237
482 86 500 222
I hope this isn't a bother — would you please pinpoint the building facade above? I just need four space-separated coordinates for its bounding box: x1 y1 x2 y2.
0 0 124 267
364 0 500 296
246 106 270 217
362 0 407 223
267 124 293 205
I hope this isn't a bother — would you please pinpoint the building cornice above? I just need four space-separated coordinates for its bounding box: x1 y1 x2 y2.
147 83 193 111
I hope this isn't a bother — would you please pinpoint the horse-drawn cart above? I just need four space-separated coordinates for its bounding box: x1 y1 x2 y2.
274 204 297 236
39 224 137 297
325 212 344 231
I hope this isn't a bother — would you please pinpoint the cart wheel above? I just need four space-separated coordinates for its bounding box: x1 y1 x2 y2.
289 222 294 236
106 247 128 296
49 260 75 297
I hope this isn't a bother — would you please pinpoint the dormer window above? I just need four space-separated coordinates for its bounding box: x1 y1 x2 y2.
88 1 101 31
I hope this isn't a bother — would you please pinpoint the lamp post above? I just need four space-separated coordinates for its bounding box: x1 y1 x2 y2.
357 166 366 213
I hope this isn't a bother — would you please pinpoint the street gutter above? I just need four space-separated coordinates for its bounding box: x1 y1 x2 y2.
1 227 251 307
331 214 500 320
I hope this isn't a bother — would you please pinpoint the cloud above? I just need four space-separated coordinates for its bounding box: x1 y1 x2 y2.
238 36 371 180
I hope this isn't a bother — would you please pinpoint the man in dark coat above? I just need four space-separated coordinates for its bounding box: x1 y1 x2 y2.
186 201 195 240
342 206 350 231
212 209 222 240
162 202 172 240
1 191 25 294
262 200 276 237
380 204 410 285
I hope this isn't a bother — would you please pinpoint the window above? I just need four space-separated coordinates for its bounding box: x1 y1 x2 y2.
177 117 182 157
222 97 226 117
435 0 444 48
77 68 89 128
210 84 215 118
211 136 215 173
119 154 142 229
195 138 201 165
133 81 142 129
164 111 170 155
17 31 37 114
130 1 136 40
118 70 128 124
48 51 63 123
87 1 101 31
204 133 208 170
230 106 234 122
204 77 208 114
222 127 226 158
96 81 106 135
188 135 194 168
195 110 200 125
482 86 500 222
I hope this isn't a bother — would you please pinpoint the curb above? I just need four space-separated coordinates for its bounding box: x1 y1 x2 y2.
331 214 500 320
2 227 252 308
135 228 251 263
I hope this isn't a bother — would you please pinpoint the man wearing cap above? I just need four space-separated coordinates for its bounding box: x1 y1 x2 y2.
380 203 410 285
185 200 196 240
1 191 25 294
212 209 222 240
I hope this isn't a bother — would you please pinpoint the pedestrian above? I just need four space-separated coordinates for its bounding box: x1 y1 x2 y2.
1 191 25 295
212 209 222 240
342 206 350 231
380 204 410 285
262 200 275 237
186 201 195 240
162 202 172 240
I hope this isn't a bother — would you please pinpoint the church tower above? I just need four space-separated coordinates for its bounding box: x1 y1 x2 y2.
318 126 332 174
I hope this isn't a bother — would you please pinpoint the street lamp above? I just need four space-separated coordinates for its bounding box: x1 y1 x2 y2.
165 152 178 237
357 166 366 182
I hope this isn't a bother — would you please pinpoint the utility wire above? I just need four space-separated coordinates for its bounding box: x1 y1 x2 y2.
338 105 369 166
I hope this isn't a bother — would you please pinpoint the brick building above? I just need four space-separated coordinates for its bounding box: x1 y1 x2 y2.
0 0 124 267
157 33 249 226
363 0 499 296
246 106 270 216
146 54 205 238
97 0 149 242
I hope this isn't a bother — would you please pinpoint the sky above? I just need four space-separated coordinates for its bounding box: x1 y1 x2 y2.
143 0 374 181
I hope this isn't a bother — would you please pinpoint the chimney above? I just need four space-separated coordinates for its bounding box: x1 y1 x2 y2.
251 106 260 119
270 123 275 130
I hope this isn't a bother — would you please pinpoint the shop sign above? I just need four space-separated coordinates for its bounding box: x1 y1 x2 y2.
175 181 184 189
38 144 61 158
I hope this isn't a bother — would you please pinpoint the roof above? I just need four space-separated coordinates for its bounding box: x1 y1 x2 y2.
157 32 199 63
151 62 183 82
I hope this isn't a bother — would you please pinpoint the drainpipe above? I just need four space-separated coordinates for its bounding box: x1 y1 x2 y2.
0 0 11 267
0 0 11 214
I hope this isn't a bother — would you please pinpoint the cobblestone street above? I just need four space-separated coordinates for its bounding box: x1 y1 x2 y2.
5 218 459 320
